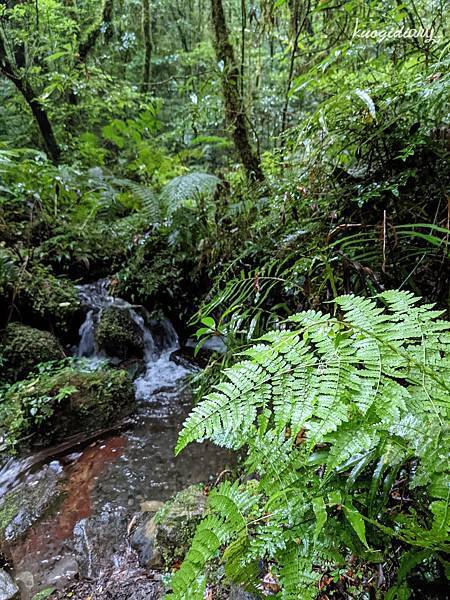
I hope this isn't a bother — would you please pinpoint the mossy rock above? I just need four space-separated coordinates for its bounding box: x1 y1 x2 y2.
46 368 135 442
0 323 65 383
17 267 82 342
0 365 135 449
131 484 207 568
95 307 144 360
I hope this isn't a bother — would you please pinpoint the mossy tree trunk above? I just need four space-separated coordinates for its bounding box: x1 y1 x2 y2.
141 0 153 93
78 0 114 62
210 0 264 182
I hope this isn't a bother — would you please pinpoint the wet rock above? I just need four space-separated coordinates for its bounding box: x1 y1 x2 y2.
72 504 130 578
0 464 63 551
1 366 135 449
131 484 207 568
14 572 34 596
16 267 82 343
170 337 226 371
96 307 144 360
140 501 164 513
45 556 78 587
228 585 258 599
0 569 19 600
42 368 134 445
0 323 64 382
169 346 209 370
119 358 146 380
192 337 227 354
50 565 163 599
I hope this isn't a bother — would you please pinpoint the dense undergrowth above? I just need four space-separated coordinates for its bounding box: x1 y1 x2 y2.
0 0 449 597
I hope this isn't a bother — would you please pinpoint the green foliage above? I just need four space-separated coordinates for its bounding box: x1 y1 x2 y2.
160 172 220 214
171 291 450 598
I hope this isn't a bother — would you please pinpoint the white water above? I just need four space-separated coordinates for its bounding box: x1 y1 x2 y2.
76 279 189 398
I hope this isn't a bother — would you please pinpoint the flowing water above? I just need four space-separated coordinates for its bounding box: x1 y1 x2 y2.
1 281 231 599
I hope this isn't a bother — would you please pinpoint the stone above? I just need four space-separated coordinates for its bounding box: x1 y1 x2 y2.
0 323 64 382
131 484 207 568
140 500 165 513
0 465 63 550
96 307 144 360
0 569 19 600
14 572 34 594
17 267 82 343
0 365 135 449
72 505 129 579
228 585 258 599
169 346 211 370
45 555 78 586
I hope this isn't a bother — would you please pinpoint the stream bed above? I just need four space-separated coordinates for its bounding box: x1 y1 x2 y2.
0 281 231 599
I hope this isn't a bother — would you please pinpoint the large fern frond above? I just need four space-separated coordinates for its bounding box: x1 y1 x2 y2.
171 291 450 599
161 172 220 216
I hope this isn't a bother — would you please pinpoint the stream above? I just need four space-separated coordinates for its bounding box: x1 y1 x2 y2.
0 280 231 599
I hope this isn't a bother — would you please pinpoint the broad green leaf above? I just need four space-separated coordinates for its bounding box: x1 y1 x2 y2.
312 496 327 539
343 504 369 548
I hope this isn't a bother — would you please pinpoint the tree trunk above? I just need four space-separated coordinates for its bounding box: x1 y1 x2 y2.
281 0 310 135
16 77 61 163
141 0 153 93
0 33 61 163
210 0 264 182
78 0 114 62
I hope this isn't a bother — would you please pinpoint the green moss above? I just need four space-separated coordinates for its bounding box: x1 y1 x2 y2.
95 306 144 359
0 323 64 382
0 490 20 539
31 590 55 600
152 484 207 566
18 266 82 339
0 362 135 450
154 484 204 525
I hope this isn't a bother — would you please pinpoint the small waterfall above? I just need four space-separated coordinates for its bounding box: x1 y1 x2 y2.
76 280 189 399
134 318 188 400
78 310 95 357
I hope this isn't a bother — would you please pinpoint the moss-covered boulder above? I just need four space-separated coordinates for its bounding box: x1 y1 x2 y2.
95 307 144 360
0 323 65 382
131 484 207 568
17 267 82 342
0 364 135 450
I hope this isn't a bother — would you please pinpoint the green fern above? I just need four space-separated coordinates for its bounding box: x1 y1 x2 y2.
112 178 161 222
171 291 450 598
160 172 220 216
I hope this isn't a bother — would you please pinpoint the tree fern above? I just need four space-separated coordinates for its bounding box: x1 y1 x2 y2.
171 291 450 598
